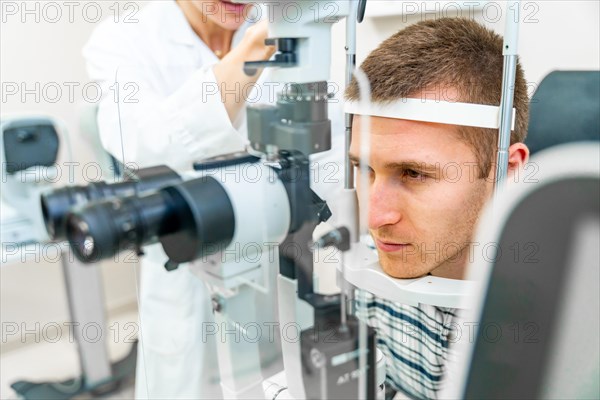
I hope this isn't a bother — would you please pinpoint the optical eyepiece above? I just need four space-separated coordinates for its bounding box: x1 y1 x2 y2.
66 189 182 262
41 165 181 240
65 176 236 264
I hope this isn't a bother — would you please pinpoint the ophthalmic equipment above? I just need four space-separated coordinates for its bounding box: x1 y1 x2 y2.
39 0 524 398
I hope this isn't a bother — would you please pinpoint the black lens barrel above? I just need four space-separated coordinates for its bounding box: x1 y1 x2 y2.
41 166 180 240
159 176 235 264
66 189 182 262
65 176 236 264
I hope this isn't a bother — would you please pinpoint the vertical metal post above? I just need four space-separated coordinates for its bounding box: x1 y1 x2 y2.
212 285 265 399
62 248 112 387
344 2 358 190
494 0 521 197
341 0 359 343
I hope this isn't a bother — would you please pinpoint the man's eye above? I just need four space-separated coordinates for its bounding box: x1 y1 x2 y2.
402 169 425 180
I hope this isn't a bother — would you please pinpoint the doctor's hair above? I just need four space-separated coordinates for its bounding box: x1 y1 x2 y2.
346 17 529 178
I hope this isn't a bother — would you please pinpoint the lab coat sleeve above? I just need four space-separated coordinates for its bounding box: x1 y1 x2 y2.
82 23 245 172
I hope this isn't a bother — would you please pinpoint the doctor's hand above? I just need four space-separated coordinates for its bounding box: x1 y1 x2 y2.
213 21 276 122
239 20 276 62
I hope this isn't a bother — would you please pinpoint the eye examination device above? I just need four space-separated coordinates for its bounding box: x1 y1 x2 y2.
34 1 600 399
1 116 60 246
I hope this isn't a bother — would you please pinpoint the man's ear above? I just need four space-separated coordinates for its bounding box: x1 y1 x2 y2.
507 142 530 179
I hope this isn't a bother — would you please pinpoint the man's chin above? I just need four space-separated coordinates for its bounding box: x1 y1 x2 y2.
379 255 430 279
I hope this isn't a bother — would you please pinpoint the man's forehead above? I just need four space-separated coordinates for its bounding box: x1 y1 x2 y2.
349 116 474 167
350 116 463 159
352 115 460 136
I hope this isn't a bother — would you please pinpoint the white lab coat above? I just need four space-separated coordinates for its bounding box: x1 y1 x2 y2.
83 1 344 398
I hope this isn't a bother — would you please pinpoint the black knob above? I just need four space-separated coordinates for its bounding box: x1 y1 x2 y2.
357 0 367 23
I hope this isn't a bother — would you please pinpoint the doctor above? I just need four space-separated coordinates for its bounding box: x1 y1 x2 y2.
84 0 345 398
83 1 277 398
85 0 275 170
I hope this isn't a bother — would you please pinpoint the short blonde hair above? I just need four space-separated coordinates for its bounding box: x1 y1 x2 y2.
346 18 529 177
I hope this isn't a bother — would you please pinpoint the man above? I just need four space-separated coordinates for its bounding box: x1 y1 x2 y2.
346 18 530 399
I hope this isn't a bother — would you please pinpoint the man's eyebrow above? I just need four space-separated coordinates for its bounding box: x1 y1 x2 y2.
348 154 438 172
384 161 439 172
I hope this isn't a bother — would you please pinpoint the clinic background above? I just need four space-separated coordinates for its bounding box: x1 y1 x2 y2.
1 0 599 395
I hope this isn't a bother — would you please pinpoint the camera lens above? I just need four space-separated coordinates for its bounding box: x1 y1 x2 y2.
41 166 181 240
65 176 236 264
67 218 96 259
66 190 181 262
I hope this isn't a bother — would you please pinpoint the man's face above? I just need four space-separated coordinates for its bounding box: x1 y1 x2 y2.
349 115 494 279
192 1 252 31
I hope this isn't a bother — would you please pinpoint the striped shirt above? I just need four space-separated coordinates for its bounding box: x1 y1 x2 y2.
356 291 457 400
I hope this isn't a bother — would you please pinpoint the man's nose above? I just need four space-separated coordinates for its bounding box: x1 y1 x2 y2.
368 180 402 229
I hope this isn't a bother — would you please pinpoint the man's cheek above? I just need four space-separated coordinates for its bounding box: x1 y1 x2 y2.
418 241 443 265
400 245 419 263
